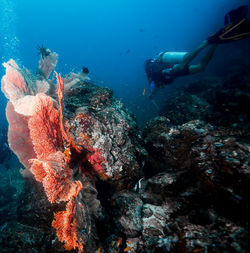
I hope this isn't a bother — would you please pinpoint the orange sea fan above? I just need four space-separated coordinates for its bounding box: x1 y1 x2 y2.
28 93 63 160
30 152 80 203
27 89 84 250
55 71 82 153
2 60 85 251
52 181 84 252
38 51 58 79
29 159 47 182
2 59 27 101
42 163 77 203
6 102 36 169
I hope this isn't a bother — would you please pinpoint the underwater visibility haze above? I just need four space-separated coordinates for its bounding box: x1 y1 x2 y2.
1 0 249 126
0 0 250 252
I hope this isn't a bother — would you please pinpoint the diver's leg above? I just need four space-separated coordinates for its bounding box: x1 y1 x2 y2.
188 44 217 74
171 40 209 74
181 40 209 67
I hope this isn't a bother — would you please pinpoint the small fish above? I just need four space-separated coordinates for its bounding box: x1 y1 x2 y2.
126 240 132 245
124 246 132 252
116 237 122 248
193 249 202 252
64 147 71 162
97 247 101 253
142 88 146 96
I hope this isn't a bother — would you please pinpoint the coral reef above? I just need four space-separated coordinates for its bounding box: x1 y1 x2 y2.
160 68 250 129
0 50 249 252
37 47 58 79
0 51 146 252
139 119 250 252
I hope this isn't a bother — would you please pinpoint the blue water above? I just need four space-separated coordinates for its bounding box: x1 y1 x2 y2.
0 0 249 127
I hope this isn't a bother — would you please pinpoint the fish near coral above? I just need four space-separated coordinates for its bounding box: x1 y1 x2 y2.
37 44 51 58
123 246 132 252
116 237 122 248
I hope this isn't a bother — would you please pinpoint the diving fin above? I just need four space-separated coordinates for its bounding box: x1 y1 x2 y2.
208 5 250 44
224 5 248 25
219 18 250 42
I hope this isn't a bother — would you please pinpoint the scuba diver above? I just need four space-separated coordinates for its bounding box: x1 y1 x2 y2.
145 5 250 98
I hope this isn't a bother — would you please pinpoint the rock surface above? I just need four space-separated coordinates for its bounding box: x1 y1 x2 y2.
160 67 250 129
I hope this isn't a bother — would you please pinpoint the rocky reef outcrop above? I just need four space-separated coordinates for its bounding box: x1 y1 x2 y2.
0 54 147 252
2 118 250 252
63 80 146 188
159 66 250 129
140 118 250 252
0 52 250 252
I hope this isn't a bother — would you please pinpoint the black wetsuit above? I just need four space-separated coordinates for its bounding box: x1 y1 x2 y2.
144 59 174 88
144 59 189 88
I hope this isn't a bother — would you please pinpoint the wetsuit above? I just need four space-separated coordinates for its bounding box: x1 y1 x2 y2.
145 6 250 97
144 59 174 88
145 52 189 90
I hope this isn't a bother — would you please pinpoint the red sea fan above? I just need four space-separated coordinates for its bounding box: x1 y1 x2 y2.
28 93 63 160
30 152 80 203
27 94 79 203
29 159 47 182
6 102 36 169
2 57 85 251
55 71 82 153
52 181 84 252
38 52 58 79
27 89 84 250
1 59 27 101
